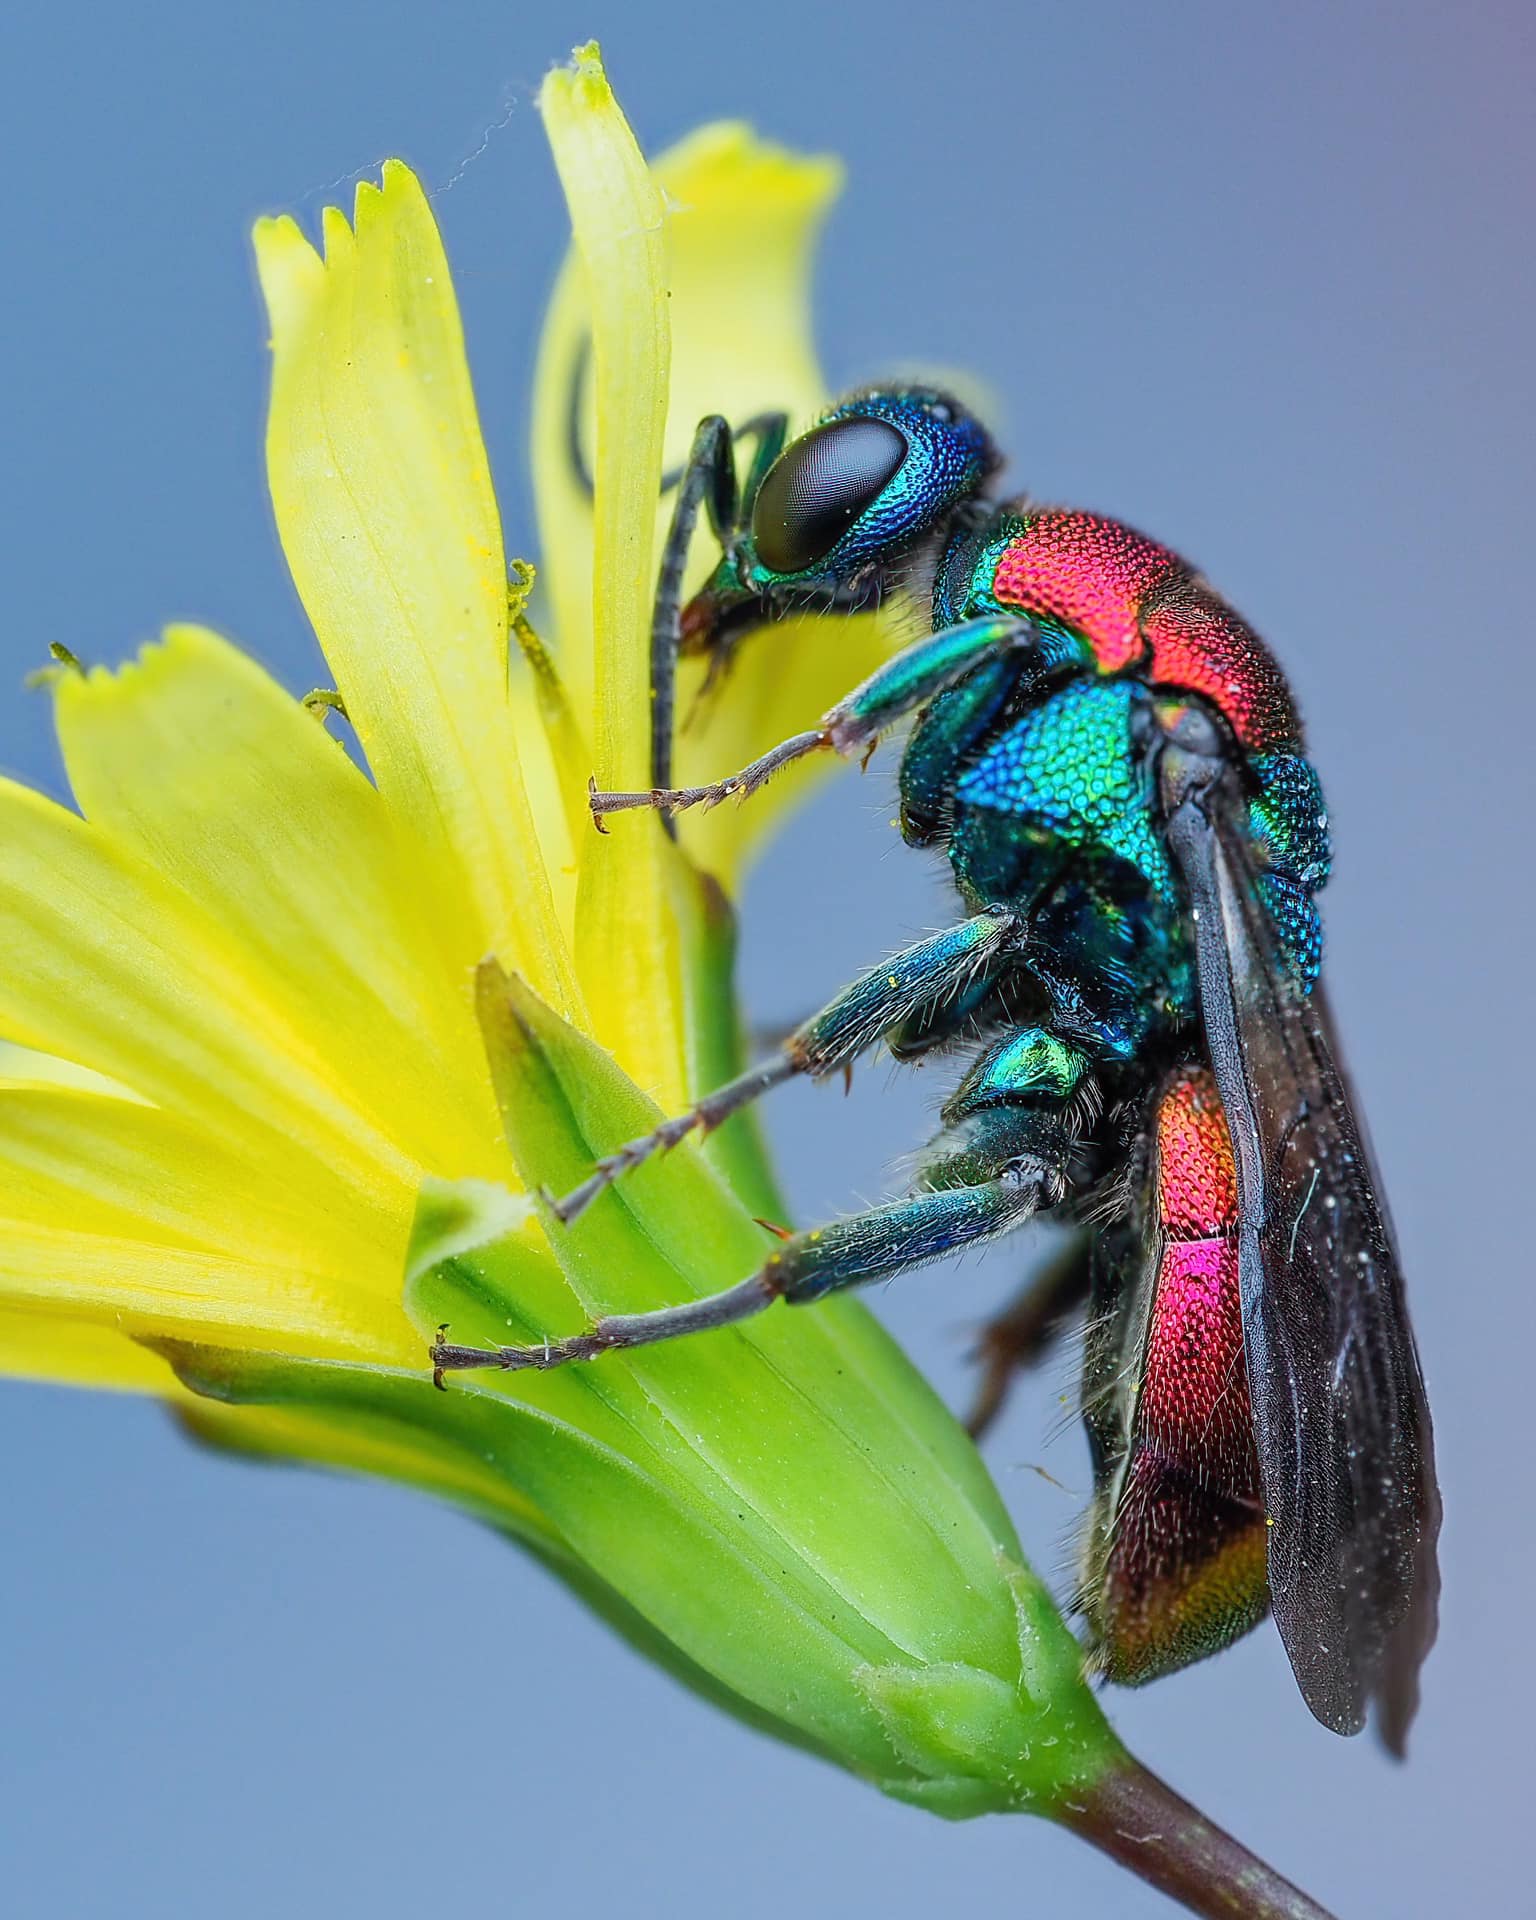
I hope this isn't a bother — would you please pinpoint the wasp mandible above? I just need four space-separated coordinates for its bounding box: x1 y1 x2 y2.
434 386 1441 1749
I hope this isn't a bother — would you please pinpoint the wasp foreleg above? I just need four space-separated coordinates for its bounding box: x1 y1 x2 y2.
648 411 789 804
590 613 1046 824
551 908 1021 1224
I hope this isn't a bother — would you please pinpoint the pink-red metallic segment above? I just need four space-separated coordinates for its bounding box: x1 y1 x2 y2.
1095 1067 1270 1682
990 510 1301 753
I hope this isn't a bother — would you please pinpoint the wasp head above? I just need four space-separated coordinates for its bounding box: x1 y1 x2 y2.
682 387 999 653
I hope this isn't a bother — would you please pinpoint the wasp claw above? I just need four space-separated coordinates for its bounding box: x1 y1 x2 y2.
587 775 610 833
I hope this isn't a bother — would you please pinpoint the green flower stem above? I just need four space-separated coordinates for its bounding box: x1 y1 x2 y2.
1056 1757 1337 1919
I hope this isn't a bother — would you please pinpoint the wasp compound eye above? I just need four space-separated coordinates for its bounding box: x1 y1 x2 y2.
751 416 908 575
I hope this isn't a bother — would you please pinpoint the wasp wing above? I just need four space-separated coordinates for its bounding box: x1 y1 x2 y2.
1166 776 1440 1750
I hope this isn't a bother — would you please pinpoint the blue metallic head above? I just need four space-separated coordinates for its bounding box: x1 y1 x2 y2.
743 387 996 590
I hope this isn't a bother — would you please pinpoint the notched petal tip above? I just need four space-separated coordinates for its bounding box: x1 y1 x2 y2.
251 212 325 341
51 623 205 712
540 39 611 115
252 160 429 330
318 201 357 265
256 143 576 1008
351 159 428 238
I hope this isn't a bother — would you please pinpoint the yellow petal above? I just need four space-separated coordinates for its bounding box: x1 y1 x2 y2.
540 44 669 793
0 1084 394 1289
55 625 502 1183
652 126 893 877
652 123 839 497
531 120 835 719
541 44 689 1106
0 772 414 1216
254 163 577 1016
0 1305 185 1394
0 1041 145 1102
177 1394 559 1550
0 1086 411 1360
531 113 892 884
0 1227 410 1360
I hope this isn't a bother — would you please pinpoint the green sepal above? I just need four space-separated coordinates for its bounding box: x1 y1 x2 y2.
148 967 1124 1816
472 961 1012 1544
857 1557 1126 1816
164 1339 836 1766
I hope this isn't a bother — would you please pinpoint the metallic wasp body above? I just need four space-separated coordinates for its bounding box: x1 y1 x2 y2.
434 386 1440 1748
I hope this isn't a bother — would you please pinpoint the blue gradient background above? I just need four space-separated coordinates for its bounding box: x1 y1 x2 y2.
2 4 1531 1914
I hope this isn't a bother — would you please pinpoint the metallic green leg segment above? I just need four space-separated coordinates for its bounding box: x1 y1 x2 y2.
788 908 1018 1074
589 612 1044 825
771 1169 1047 1307
432 1108 1071 1384
550 910 1021 1225
899 657 1019 846
828 613 1041 751
948 1027 1091 1111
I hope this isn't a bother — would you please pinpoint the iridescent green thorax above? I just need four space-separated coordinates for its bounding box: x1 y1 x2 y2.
930 505 1332 992
956 681 1174 902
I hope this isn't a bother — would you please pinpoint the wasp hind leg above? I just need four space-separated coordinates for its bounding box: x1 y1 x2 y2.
431 1094 1084 1384
920 1025 1102 1437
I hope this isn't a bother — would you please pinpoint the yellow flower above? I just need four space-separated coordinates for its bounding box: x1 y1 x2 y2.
0 56 875 1392
4 36 1265 1855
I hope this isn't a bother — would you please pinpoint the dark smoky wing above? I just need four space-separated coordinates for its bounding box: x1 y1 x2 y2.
1167 780 1440 1749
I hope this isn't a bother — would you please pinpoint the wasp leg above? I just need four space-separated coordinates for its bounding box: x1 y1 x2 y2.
650 414 735 810
648 411 790 804
550 908 1022 1224
432 1107 1077 1382
590 612 1050 824
918 1024 1100 1436
963 1231 1095 1440
884 972 1014 1062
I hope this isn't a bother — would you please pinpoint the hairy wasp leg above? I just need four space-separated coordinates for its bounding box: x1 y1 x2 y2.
551 909 1021 1224
433 1151 1063 1385
916 1024 1099 1434
550 1054 799 1226
590 612 1045 823
964 1231 1095 1440
432 1274 776 1383
590 731 831 824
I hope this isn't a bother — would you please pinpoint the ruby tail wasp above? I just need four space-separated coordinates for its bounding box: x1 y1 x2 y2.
434 384 1441 1750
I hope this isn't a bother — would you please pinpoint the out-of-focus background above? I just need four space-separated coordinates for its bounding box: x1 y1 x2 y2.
2 3 1531 1914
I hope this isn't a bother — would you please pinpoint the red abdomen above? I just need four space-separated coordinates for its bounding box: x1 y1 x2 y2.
990 509 1301 753
1095 1067 1270 1682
